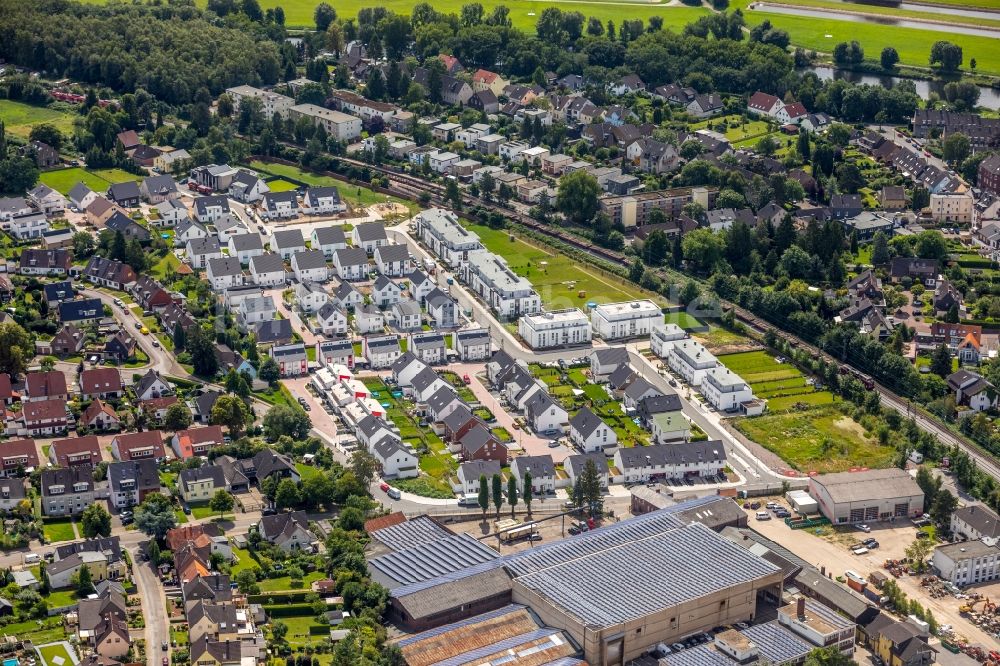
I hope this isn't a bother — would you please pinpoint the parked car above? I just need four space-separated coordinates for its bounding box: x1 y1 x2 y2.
858 524 871 533
755 511 771 521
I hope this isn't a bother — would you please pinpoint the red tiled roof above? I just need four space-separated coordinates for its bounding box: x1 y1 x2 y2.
50 435 102 466
783 102 808 118
748 91 780 112
22 398 67 422
82 399 118 425
364 511 406 534
25 370 68 398
80 368 123 395
0 438 39 469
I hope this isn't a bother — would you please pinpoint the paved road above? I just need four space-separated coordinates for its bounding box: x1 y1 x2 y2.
80 287 185 377
133 549 169 666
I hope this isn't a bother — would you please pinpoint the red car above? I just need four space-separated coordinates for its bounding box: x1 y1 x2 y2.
379 481 390 493
462 374 471 385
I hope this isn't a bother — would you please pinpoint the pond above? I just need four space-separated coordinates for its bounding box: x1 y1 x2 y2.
805 65 1000 110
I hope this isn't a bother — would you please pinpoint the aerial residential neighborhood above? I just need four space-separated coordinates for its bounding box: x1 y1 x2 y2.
1 0 1000 665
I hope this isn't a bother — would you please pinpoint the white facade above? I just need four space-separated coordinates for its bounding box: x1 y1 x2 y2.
666 339 718 386
930 192 974 224
462 250 540 318
932 541 1000 586
590 300 665 340
288 104 362 141
518 309 592 350
650 323 688 357
226 85 295 119
700 367 754 412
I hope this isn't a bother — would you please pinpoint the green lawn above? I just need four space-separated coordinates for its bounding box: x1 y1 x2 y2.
248 160 420 215
257 570 325 592
186 502 218 519
37 642 77 666
664 311 705 330
9 618 65 646
231 546 261 575
39 166 140 195
691 115 772 143
266 178 300 192
42 518 76 543
468 222 666 309
756 0 1000 29
46 589 78 608
295 462 322 479
273 614 326 648
733 405 895 473
149 253 181 280
0 99 78 139
741 1 1000 76
80 0 710 30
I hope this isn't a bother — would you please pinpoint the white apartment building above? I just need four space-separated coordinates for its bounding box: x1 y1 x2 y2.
590 299 665 340
288 104 362 141
518 309 592 350
650 323 688 357
416 208 483 266
666 339 718 386
700 366 754 412
226 85 295 119
932 541 1000 586
462 250 540 318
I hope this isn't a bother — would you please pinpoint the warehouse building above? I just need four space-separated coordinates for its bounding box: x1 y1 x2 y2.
376 498 783 663
808 468 924 525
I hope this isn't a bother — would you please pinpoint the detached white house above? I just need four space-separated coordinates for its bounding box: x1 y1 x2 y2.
303 187 346 215
316 302 348 336
568 407 618 453
374 244 414 277
510 455 556 495
700 367 754 412
372 438 418 479
311 226 347 258
291 249 329 283
332 247 369 281
249 253 286 287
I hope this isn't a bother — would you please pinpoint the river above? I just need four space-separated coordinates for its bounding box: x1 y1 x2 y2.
806 65 1000 110
751 3 1000 38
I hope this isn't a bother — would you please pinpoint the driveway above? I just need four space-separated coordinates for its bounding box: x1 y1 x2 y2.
262 287 319 346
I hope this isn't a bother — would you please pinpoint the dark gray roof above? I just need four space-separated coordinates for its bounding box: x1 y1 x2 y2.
410 332 445 350
953 504 1000 539
292 249 327 270
272 229 305 249
313 226 346 246
354 221 387 243
511 454 555 479
376 244 410 263
250 252 285 274
335 246 369 266
187 237 221 255
623 377 660 402
591 346 629 368
426 386 460 413
616 440 726 470
391 351 424 374
254 318 293 343
179 464 226 492
333 281 361 301
108 459 159 494
442 404 475 432
458 459 501 482
456 328 490 344
569 406 605 439
229 233 263 252
305 186 341 204
194 195 229 216
369 533 500 588
395 300 421 316
410 366 441 392
564 452 606 478
208 256 242 277
263 191 298 210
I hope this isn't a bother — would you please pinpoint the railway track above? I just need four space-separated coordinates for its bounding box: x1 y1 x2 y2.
257 153 1000 481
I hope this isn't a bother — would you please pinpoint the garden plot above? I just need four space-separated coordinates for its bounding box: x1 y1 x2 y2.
719 350 831 404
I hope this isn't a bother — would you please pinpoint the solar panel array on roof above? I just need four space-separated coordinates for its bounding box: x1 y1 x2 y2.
661 645 733 666
369 533 500 587
514 523 780 627
741 622 811 664
370 515 453 552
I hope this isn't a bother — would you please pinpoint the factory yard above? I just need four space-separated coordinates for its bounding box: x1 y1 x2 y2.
742 502 1000 649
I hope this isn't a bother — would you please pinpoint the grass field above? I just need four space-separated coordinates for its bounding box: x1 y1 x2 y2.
468 222 666 308
664 311 705 329
733 404 895 473
690 115 773 143
10 618 65 646
760 0 1000 29
720 350 834 405
39 166 139 195
78 0 711 30
0 99 77 139
266 178 299 192
248 160 421 215
274 614 327 648
42 518 77 543
741 2 1000 76
258 570 325 592
37 642 76 666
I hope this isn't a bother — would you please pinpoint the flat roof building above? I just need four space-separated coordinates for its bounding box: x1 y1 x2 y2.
590 299 664 340
518 308 592 350
288 104 362 141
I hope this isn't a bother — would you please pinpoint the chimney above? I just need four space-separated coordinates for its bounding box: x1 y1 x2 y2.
796 597 806 620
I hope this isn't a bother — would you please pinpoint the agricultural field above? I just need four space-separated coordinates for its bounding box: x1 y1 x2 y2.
39 166 139 195
718 350 834 409
732 404 896 473
0 99 78 139
468 222 667 309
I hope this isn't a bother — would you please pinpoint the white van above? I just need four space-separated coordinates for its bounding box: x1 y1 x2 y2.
23 553 40 564
755 511 771 521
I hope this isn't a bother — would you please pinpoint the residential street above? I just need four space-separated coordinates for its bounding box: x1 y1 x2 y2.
132 548 169 666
